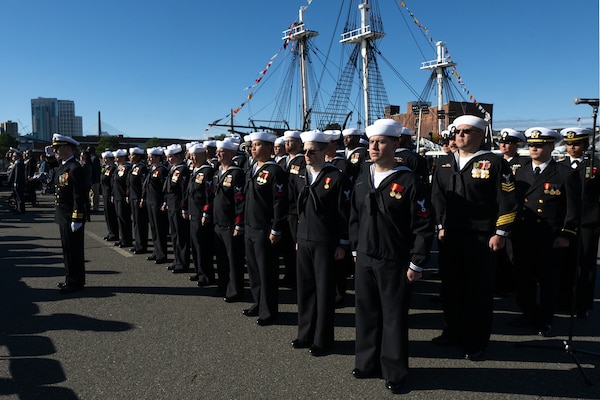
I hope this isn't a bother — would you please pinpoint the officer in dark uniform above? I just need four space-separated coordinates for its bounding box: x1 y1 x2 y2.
212 138 246 302
127 147 149 254
431 115 518 360
112 149 133 248
243 131 288 326
292 129 351 357
559 127 598 319
51 133 88 294
350 120 434 394
7 147 26 214
24 149 38 207
101 151 119 241
509 127 581 336
495 128 528 296
143 147 169 264
342 128 369 184
184 143 216 286
163 144 191 273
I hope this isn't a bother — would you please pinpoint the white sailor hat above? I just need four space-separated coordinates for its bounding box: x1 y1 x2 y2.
359 138 369 146
366 119 403 138
217 138 240 151
146 147 164 156
203 140 217 148
101 150 115 159
243 135 252 143
560 127 593 143
440 130 451 143
164 143 184 156
525 127 562 144
342 128 361 137
283 130 302 140
114 149 128 157
186 141 200 150
451 115 488 132
300 129 330 144
399 127 414 136
499 128 526 144
51 133 80 147
129 147 144 155
322 129 341 141
274 137 286 146
189 143 206 153
9 146 21 154
229 133 242 142
372 118 404 135
249 131 277 143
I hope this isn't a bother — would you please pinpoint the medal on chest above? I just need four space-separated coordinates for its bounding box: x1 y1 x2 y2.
389 183 404 199
257 170 270 185
543 182 561 195
171 170 180 183
350 152 360 164
223 175 232 187
471 160 491 179
324 176 332 190
59 172 69 186
195 173 205 184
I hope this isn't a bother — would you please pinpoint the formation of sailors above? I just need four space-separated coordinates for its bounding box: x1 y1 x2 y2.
83 116 597 394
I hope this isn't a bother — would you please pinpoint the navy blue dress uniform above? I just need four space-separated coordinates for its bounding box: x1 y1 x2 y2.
350 121 434 389
510 127 581 335
211 139 247 301
7 148 26 214
431 115 518 357
342 128 369 185
495 128 528 295
143 147 169 264
127 147 149 254
559 127 598 318
163 144 191 272
51 134 88 293
185 144 216 285
391 124 430 184
100 152 119 241
24 150 38 206
112 149 133 247
293 130 352 355
243 131 288 324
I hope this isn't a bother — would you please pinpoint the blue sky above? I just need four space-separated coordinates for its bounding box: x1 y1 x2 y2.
1 0 598 140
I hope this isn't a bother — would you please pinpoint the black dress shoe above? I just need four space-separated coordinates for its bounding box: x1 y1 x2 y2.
189 274 199 281
129 247 136 253
113 241 122 247
242 308 258 317
119 243 133 248
155 258 167 265
308 345 328 357
57 282 67 288
386 379 406 394
224 295 242 303
59 284 83 294
537 324 552 337
146 255 156 261
464 350 485 361
256 317 276 326
167 265 175 271
172 267 187 274
431 332 457 346
197 280 211 287
291 339 310 349
351 368 381 379
132 249 146 255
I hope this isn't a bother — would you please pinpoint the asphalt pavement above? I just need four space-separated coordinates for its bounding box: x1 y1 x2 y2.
1 189 599 400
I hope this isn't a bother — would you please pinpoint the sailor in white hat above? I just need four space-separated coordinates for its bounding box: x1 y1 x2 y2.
145 146 170 264
243 131 288 325
509 127 581 335
164 143 191 273
100 150 119 242
342 127 368 182
203 140 218 168
127 147 149 255
291 128 351 356
389 120 429 183
431 115 518 360
273 136 288 168
112 148 134 248
351 120 433 392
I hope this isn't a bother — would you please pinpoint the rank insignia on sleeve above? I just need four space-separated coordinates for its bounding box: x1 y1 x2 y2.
324 176 332 190
389 183 404 199
501 173 515 192
416 199 430 218
275 183 285 197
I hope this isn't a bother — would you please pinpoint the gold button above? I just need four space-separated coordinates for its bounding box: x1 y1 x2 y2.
539 199 544 204
537 209 543 213
524 198 528 202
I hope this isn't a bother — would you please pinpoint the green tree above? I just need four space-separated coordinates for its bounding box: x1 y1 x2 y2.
145 137 162 149
97 135 121 151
